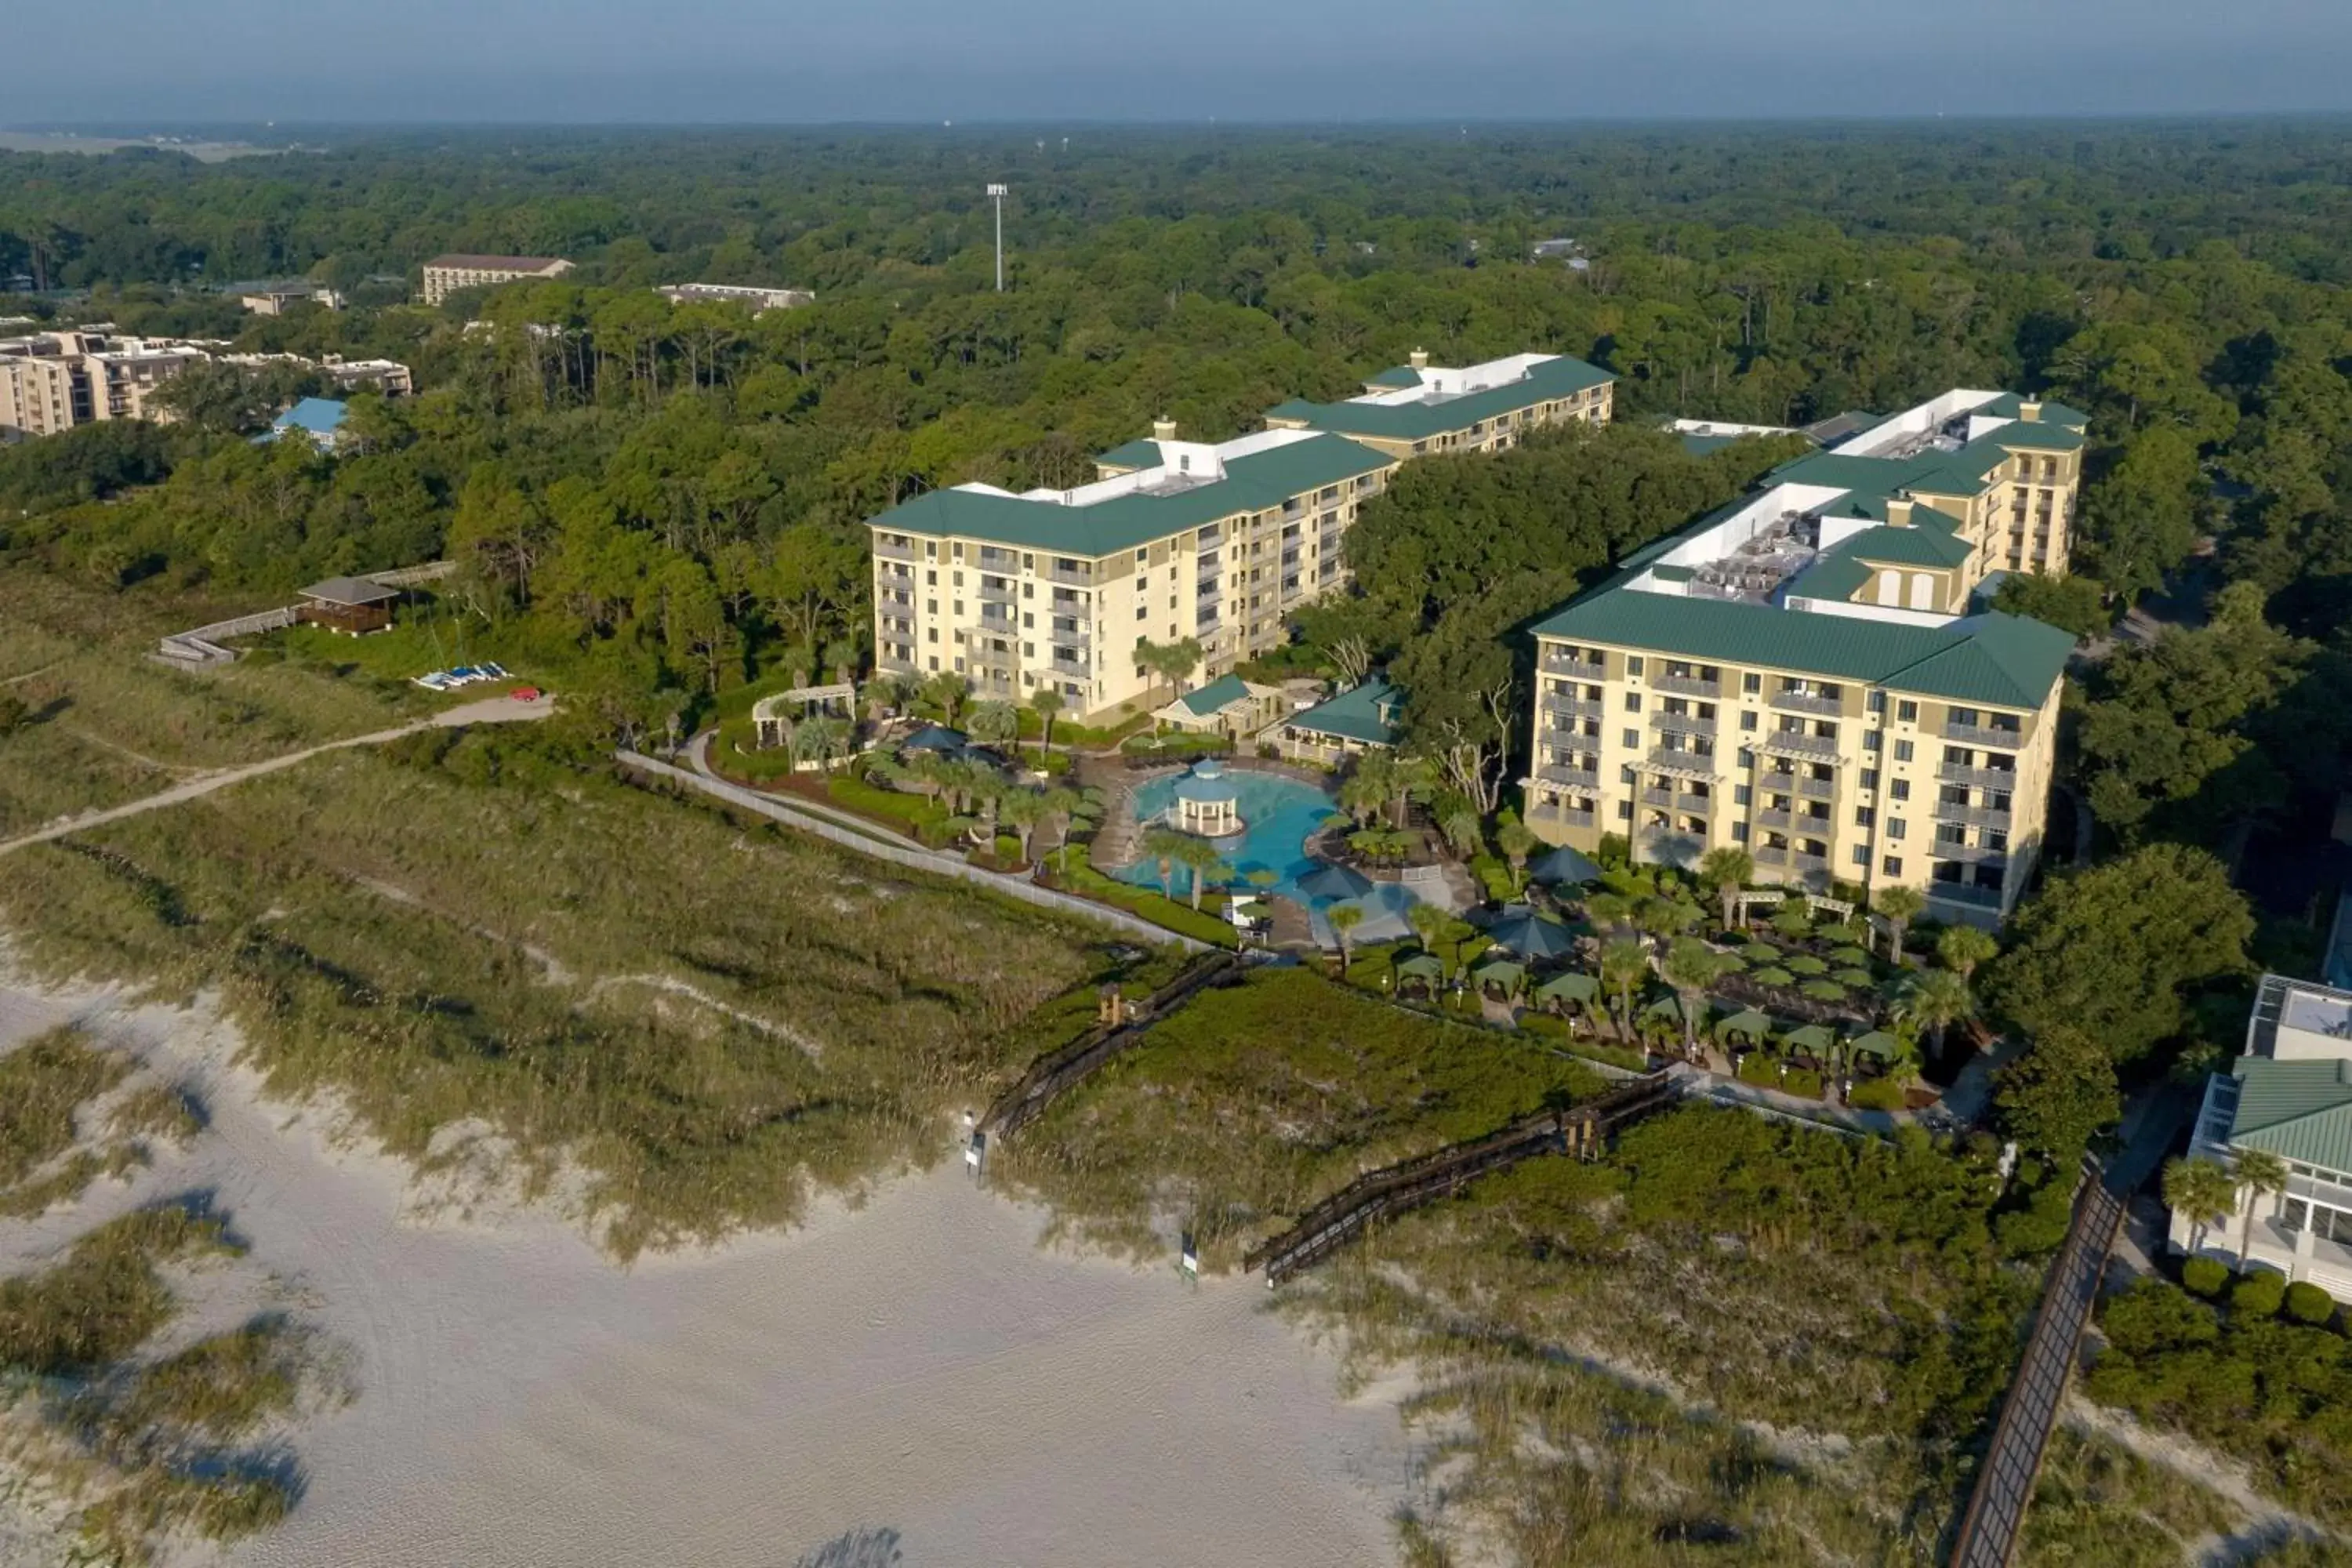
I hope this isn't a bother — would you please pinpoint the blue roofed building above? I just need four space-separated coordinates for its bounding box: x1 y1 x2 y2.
270 397 350 451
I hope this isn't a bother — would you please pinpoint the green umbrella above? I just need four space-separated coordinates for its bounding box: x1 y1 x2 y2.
1472 956 1528 990
1535 972 1599 1004
1782 1023 1835 1056
1716 1007 1773 1043
1847 1030 1900 1060
1396 952 1446 980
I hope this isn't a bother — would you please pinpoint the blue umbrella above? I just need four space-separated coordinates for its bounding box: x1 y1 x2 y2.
1486 913 1577 960
1298 861 1377 901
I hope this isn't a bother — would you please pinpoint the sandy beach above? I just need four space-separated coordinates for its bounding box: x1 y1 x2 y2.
0 980 1411 1568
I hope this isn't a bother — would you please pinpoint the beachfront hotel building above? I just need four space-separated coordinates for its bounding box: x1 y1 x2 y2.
1263 349 1615 459
419 254 575 307
2173 974 2352 1298
0 331 210 437
1521 389 2089 926
866 424 1397 721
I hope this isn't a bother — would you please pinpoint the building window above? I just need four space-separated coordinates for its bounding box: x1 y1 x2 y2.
1882 855 1904 877
1860 768 1880 790
1852 845 1871 866
1864 731 1882 753
1731 822 1749 842
1733 784 1751 805
1894 739 1915 762
1855 806 1875 828
1621 729 1639 750
1867 691 1886 713
1740 711 1758 731
1742 672 1761 694
1897 700 1918 723
1891 779 1910 801
1616 800 1632 820
1624 693 1643 713
1620 764 1637 785
1628 656 1645 676
1137 604 1149 620
1888 818 1907 840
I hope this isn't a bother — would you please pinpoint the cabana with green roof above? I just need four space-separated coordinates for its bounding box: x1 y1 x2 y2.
1780 1023 1835 1061
1154 673 1286 742
1715 1007 1774 1047
1534 971 1598 1013
1394 950 1447 996
1470 956 1527 997
1275 676 1405 764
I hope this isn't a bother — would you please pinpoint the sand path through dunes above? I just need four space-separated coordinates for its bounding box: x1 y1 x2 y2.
0 983 1408 1568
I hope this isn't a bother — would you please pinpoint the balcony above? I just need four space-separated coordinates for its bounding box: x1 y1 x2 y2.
1543 695 1603 724
1651 673 1722 698
1938 761 2020 790
876 563 913 587
879 654 918 675
1542 651 1606 680
1758 728 1842 763
1048 563 1092 587
1196 526 1222 548
1797 775 1837 800
1675 793 1714 815
1049 626 1092 652
1927 880 2005 911
1049 652 1090 676
976 577 1016 604
1932 838 2010 866
1932 799 2013 830
1753 845 1789 866
1755 808 1793 831
1944 718 2026 750
880 616 914 639
1641 786 1675 808
1645 748 1720 780
1769 690 1842 717
874 538 916 562
977 546 1018 570
1049 598 1092 625
1791 853 1831 876
1538 764 1599 789
1650 710 1718 738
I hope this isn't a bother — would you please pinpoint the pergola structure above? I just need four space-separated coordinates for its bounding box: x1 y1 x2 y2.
753 682 857 750
296 576 401 635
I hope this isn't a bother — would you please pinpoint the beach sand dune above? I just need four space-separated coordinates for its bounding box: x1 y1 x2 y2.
0 983 1409 1568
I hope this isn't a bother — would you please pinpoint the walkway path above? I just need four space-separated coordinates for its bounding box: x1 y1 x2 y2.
682 729 914 848
0 694 550 858
615 752 1208 953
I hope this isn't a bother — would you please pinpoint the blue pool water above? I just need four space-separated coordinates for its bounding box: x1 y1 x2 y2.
1118 768 1426 942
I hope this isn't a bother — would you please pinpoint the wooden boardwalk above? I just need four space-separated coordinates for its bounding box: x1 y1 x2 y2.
1244 1069 1684 1284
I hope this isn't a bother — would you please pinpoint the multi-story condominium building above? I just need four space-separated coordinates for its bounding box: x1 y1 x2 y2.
1522 389 2089 926
419 253 575 307
866 424 1396 720
655 282 814 314
0 332 209 437
2174 974 2352 1298
1263 349 1615 459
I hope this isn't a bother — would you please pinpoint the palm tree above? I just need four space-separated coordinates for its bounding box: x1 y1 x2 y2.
1141 826 1189 901
1874 884 1927 966
1338 762 1389 829
1697 845 1755 935
2232 1149 2290 1270
1387 754 1437 829
1439 807 1483 862
998 789 1047 867
1327 902 1366 971
966 699 1020 754
1406 901 1451 971
920 670 968 728
1935 924 1998 980
1661 936 1726 1056
2163 1156 2238 1258
1600 937 1650 1044
1038 785 1087 874
1171 835 1222 910
1893 967 1976 1062
1496 819 1540 892
1584 891 1633 932
1029 687 1065 764
1635 895 1700 945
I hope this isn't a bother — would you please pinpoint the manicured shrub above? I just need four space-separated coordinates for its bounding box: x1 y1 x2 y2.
2285 1280 2337 1326
1849 1078 1907 1112
1781 1069 1824 1098
2182 1257 2230 1298
2230 1272 2286 1319
1736 1054 1780 1087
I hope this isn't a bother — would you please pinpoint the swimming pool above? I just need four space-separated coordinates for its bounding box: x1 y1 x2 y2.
1117 766 1427 942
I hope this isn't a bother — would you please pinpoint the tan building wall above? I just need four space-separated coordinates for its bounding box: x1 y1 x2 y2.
871 466 1392 722
421 257 575 307
1523 635 2059 925
0 333 201 436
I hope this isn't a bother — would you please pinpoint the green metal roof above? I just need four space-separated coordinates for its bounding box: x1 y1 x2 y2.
1094 437 1163 472
1531 586 2071 711
1268 355 1613 442
2230 1057 2352 1174
1774 419 2082 511
1842 524 1974 570
1974 393 2092 430
867 434 1391 556
1286 677 1403 746
1174 673 1254 717
1365 365 1425 389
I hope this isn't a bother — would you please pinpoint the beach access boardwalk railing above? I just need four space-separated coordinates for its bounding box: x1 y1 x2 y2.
1244 1069 1686 1285
615 752 1210 955
975 950 1242 1146
1946 1166 2127 1568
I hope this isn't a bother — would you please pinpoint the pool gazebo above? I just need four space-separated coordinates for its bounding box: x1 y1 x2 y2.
1168 760 1244 838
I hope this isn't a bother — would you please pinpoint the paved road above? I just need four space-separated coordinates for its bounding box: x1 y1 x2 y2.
0 694 550 858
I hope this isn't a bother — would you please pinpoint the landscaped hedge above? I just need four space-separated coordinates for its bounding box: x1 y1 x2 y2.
1050 864 1237 948
1780 1069 1824 1099
2182 1257 2230 1298
2286 1280 2337 1326
1848 1078 1907 1112
827 775 941 828
1736 1054 1781 1088
1513 1011 1650 1073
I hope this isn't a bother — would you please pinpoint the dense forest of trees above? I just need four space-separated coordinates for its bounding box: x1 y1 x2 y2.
2 121 2350 909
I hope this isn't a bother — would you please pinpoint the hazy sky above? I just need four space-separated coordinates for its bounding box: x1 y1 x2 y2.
13 0 2351 123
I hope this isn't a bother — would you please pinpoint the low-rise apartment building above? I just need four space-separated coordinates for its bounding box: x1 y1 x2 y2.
420 253 575 307
1521 389 2087 926
1263 349 1615 459
2174 975 2352 1298
655 282 814 314
866 426 1396 720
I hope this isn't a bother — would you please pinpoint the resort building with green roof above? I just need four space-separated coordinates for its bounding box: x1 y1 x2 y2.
1522 387 2090 925
2173 974 2352 1298
867 425 1397 720
1262 349 1615 460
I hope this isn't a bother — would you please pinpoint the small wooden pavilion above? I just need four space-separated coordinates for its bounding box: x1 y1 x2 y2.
296 576 401 635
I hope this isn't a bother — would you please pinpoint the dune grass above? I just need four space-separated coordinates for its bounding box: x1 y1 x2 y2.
0 1027 132 1189
0 722 1152 1258
996 968 1605 1267
0 1207 320 1564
